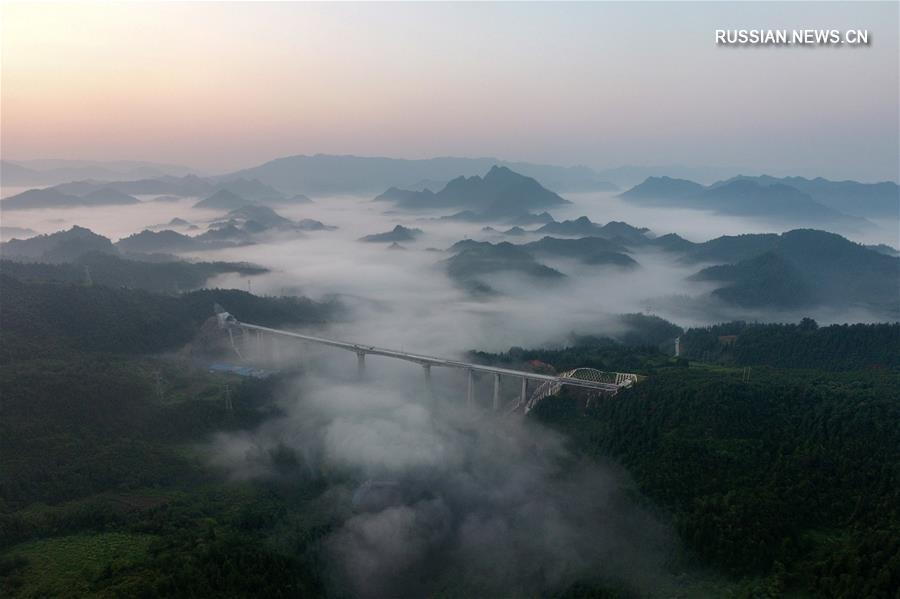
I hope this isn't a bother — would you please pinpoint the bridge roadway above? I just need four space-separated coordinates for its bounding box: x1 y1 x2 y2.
231 319 622 409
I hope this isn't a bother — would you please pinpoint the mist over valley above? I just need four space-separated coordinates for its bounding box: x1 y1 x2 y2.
2 2 898 595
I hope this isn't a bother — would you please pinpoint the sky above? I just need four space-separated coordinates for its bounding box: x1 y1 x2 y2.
2 1 898 181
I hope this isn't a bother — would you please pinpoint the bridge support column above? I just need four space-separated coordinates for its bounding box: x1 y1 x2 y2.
520 377 528 405
356 352 366 380
466 369 474 406
492 373 501 411
422 364 432 401
242 327 251 356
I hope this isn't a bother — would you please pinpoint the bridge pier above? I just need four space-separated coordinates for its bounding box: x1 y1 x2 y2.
242 327 251 355
422 364 432 401
492 373 501 411
270 334 279 364
357 352 366 380
466 369 475 406
520 377 528 405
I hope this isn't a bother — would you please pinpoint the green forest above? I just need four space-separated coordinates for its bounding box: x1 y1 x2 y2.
1 262 898 597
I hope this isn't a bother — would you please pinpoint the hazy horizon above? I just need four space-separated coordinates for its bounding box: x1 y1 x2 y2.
3 2 898 182
5 152 899 186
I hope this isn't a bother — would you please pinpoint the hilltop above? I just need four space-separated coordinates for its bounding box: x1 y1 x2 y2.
620 176 875 227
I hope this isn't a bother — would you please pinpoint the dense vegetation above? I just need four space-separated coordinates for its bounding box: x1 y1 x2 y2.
0 271 338 362
1 253 267 294
679 319 899 370
0 264 339 597
473 321 899 597
689 230 899 314
0 356 331 597
536 367 899 598
1 259 897 597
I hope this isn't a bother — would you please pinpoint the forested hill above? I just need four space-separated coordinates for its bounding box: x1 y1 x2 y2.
0 273 338 362
471 326 899 596
0 253 267 294
690 229 899 314
679 319 900 371
536 367 899 597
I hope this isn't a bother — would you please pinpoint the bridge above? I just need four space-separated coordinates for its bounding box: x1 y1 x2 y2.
216 308 641 413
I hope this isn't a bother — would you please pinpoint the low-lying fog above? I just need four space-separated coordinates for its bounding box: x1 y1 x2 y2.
3 188 896 595
2 189 897 359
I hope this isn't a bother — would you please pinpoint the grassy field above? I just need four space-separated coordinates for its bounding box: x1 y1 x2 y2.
2 532 157 597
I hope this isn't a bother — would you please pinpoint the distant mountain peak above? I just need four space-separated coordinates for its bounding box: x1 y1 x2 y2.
359 224 424 243
373 166 569 221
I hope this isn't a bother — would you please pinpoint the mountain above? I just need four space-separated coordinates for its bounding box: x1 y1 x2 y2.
694 251 816 308
1 188 81 210
865 244 900 257
375 187 432 205
698 180 858 223
45 176 296 206
646 233 696 253
218 205 293 229
619 176 705 201
620 177 867 227
221 154 617 195
437 210 482 223
508 211 555 226
359 225 423 243
679 233 780 264
712 175 899 220
193 189 250 210
593 165 768 188
374 166 570 221
534 217 601 237
80 187 140 206
295 219 334 231
195 224 254 244
0 161 40 184
692 229 900 313
1 186 140 210
213 178 286 202
0 252 267 294
535 216 651 243
521 237 637 268
211 205 335 233
98 174 212 197
0 159 196 186
443 237 633 294
444 241 564 294
0 226 116 262
116 230 206 254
